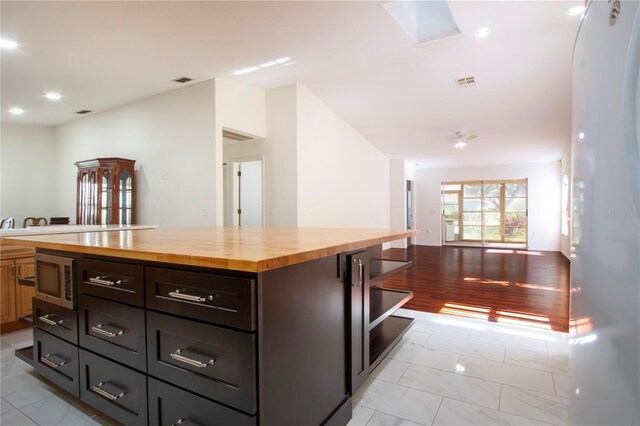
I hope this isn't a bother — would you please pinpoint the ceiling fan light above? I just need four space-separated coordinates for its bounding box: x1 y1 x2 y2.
455 141 466 149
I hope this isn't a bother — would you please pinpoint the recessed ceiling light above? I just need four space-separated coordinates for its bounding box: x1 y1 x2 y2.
234 66 260 76
454 141 467 149
9 108 24 115
0 38 18 49
234 57 293 76
578 132 585 140
475 28 491 38
568 6 586 16
45 92 62 100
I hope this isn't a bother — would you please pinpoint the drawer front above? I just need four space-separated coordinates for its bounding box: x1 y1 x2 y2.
148 377 256 426
34 328 79 397
78 258 144 307
33 298 79 345
79 349 148 426
146 311 256 414
78 295 146 372
146 267 255 331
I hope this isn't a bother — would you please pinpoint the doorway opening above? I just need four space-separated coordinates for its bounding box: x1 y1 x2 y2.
223 157 264 226
406 180 414 246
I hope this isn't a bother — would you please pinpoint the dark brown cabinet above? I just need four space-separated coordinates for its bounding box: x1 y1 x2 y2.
75 157 136 225
347 250 369 395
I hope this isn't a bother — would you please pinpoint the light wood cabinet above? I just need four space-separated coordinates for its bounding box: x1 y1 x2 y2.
16 258 35 318
0 246 35 333
1 259 17 324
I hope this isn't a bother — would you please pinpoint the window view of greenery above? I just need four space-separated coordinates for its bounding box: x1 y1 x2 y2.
441 180 527 245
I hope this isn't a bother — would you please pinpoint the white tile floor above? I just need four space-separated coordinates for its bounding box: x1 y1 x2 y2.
0 328 114 426
349 309 572 426
0 308 572 426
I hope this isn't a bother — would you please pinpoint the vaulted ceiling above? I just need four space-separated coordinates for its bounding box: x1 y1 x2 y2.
1 1 582 168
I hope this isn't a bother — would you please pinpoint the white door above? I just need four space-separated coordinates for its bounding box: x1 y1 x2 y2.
236 160 263 226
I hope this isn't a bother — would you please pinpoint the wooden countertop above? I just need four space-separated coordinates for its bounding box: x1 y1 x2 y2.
1 227 420 272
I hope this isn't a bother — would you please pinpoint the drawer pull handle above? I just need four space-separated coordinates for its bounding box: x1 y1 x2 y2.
168 290 213 303
88 276 123 287
38 314 64 327
170 349 215 368
91 323 124 338
172 419 185 426
90 382 126 401
40 354 66 368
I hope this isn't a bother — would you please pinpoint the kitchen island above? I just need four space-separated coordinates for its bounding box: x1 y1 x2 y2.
2 227 419 426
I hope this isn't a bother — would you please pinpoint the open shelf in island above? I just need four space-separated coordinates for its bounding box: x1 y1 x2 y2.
369 287 413 329
369 315 414 370
15 345 34 367
369 259 412 284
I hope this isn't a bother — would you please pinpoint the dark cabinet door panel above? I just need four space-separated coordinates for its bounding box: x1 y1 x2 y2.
148 377 256 426
33 328 80 397
78 295 146 371
79 349 148 426
146 267 255 331
347 250 370 395
146 311 256 414
78 258 144 307
33 298 79 345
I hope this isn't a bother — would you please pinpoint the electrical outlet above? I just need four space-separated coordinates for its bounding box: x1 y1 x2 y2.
201 209 207 217
161 173 169 181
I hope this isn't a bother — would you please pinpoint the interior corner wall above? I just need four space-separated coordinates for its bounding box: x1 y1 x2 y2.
390 159 407 248
54 80 217 227
414 161 562 251
296 84 390 229
1 123 58 226
263 85 298 226
214 78 267 225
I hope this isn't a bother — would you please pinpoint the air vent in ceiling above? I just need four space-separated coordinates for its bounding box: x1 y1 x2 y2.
76 110 92 115
172 77 193 83
456 76 475 88
222 129 255 142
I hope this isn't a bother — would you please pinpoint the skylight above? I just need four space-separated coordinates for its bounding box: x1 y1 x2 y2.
383 0 460 44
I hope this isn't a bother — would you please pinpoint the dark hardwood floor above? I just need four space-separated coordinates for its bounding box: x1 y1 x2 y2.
382 245 571 332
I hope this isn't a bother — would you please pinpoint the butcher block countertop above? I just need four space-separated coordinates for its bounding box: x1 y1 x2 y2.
1 227 420 272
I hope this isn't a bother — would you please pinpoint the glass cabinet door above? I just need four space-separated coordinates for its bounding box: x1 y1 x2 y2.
119 170 132 225
100 171 113 224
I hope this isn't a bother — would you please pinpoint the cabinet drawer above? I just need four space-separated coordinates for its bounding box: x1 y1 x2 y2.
146 311 256 414
78 295 146 372
78 258 144 307
148 377 256 426
79 349 148 426
146 267 255 331
34 328 79 397
33 298 78 345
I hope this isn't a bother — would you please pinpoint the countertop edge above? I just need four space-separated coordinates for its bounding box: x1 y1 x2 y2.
1 229 420 273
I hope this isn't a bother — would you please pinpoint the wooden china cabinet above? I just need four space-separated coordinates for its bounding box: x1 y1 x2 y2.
75 158 136 225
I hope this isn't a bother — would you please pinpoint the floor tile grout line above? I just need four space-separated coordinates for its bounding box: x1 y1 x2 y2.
439 395 558 426
430 396 444 426
498 384 503 411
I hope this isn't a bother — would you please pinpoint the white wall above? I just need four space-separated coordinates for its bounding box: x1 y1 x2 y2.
414 161 562 251
0 123 58 227
390 159 407 248
296 85 390 229
55 80 217 227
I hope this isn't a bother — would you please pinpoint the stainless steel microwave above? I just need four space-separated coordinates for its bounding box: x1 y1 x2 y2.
34 253 76 309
